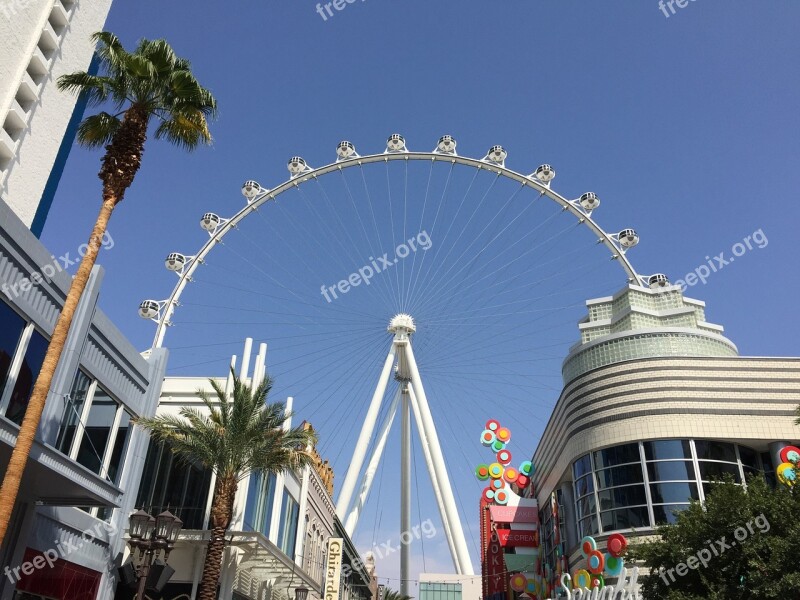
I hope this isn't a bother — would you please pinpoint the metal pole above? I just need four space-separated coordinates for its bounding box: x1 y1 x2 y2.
402 341 474 575
407 385 457 569
336 344 397 519
344 388 401 535
134 547 152 600
400 386 411 597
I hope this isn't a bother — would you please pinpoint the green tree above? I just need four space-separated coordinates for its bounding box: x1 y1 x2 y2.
383 588 413 600
0 31 216 545
136 373 316 600
630 477 800 599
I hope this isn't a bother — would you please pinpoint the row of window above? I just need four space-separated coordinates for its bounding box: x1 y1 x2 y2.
572 439 771 537
1 300 133 486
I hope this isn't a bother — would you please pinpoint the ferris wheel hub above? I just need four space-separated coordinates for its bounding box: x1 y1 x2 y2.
388 313 416 334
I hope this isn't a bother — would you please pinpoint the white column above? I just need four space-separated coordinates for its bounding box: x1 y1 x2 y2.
240 337 253 380
407 385 457 569
344 388 401 535
403 341 474 574
400 387 411 597
336 344 397 519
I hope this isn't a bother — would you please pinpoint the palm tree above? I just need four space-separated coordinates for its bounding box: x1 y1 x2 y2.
383 588 413 600
0 32 216 545
136 373 317 600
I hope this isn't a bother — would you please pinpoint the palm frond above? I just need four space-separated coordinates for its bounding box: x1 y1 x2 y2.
75 112 121 148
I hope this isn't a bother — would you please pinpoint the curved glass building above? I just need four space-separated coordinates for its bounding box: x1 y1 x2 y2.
531 283 800 575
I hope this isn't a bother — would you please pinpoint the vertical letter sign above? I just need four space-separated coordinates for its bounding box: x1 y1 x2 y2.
325 538 344 600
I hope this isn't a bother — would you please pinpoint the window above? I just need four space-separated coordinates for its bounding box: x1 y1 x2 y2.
106 410 132 484
647 460 695 482
76 387 117 475
136 439 212 530
0 301 25 395
278 490 299 558
244 471 276 537
593 443 640 469
56 370 92 454
600 506 649 531
5 330 48 425
595 464 645 489
649 482 699 504
652 504 688 525
643 440 692 461
694 441 737 463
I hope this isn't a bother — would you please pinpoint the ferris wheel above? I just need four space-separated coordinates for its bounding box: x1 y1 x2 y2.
138 134 667 590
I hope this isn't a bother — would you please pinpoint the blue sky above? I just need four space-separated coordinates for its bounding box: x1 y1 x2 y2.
41 0 800 586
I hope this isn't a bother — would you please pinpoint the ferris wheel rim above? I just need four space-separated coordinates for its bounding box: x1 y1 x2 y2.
142 141 650 350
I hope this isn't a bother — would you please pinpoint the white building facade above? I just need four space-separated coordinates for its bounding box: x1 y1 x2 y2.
531 284 800 579
0 0 113 234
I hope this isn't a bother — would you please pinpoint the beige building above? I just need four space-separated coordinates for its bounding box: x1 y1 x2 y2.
531 284 800 572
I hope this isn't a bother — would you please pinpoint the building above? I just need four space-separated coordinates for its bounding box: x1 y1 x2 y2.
0 188 167 598
0 0 113 234
418 573 481 600
136 342 373 600
531 283 800 587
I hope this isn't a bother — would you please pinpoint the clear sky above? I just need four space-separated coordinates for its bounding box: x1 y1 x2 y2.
41 0 800 589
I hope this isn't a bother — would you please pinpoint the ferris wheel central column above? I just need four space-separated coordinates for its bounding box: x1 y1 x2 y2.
400 322 474 575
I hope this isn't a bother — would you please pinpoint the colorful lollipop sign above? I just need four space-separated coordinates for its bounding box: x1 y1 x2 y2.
776 445 800 487
475 419 534 504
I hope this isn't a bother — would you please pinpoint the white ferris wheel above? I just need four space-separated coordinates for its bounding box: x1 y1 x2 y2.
138 134 666 592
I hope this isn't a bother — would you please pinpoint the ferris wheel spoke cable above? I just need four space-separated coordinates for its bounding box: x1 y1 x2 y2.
359 165 401 314
337 169 400 310
402 159 435 310
314 177 400 306
404 162 459 309
383 160 403 310
408 172 500 310
412 205 572 314
415 182 528 309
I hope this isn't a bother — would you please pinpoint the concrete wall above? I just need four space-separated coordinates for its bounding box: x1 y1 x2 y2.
0 0 113 228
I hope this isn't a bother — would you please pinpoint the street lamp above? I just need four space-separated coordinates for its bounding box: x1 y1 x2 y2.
127 509 183 600
295 586 310 600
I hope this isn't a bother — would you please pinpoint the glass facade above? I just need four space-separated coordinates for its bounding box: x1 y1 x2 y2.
572 439 768 536
244 471 277 537
420 582 462 600
5 330 48 425
136 439 213 530
540 489 566 570
278 489 300 558
563 332 738 383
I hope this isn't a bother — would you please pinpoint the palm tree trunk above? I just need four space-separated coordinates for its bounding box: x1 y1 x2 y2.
0 106 147 546
0 198 116 544
198 476 238 600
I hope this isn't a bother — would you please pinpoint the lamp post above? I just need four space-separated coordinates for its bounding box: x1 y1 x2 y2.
295 586 310 600
127 509 183 600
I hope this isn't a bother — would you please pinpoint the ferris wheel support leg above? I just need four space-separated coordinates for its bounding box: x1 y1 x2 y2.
403 341 474 575
407 385 457 570
344 387 401 536
336 344 397 520
400 386 411 597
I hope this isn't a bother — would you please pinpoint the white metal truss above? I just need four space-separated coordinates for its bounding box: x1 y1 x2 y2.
335 315 474 592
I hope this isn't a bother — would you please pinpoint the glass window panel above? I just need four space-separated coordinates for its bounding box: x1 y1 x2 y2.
699 461 742 482
646 460 696 482
652 504 690 525
597 484 647 511
649 482 699 504
56 370 92 454
643 440 692 461
578 516 598 537
600 505 650 532
76 388 117 474
738 446 759 470
574 473 594 498
596 464 644 489
694 440 736 463
278 491 299 557
576 494 596 519
593 443 640 469
106 410 132 484
5 330 48 425
0 301 25 396
573 454 592 479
